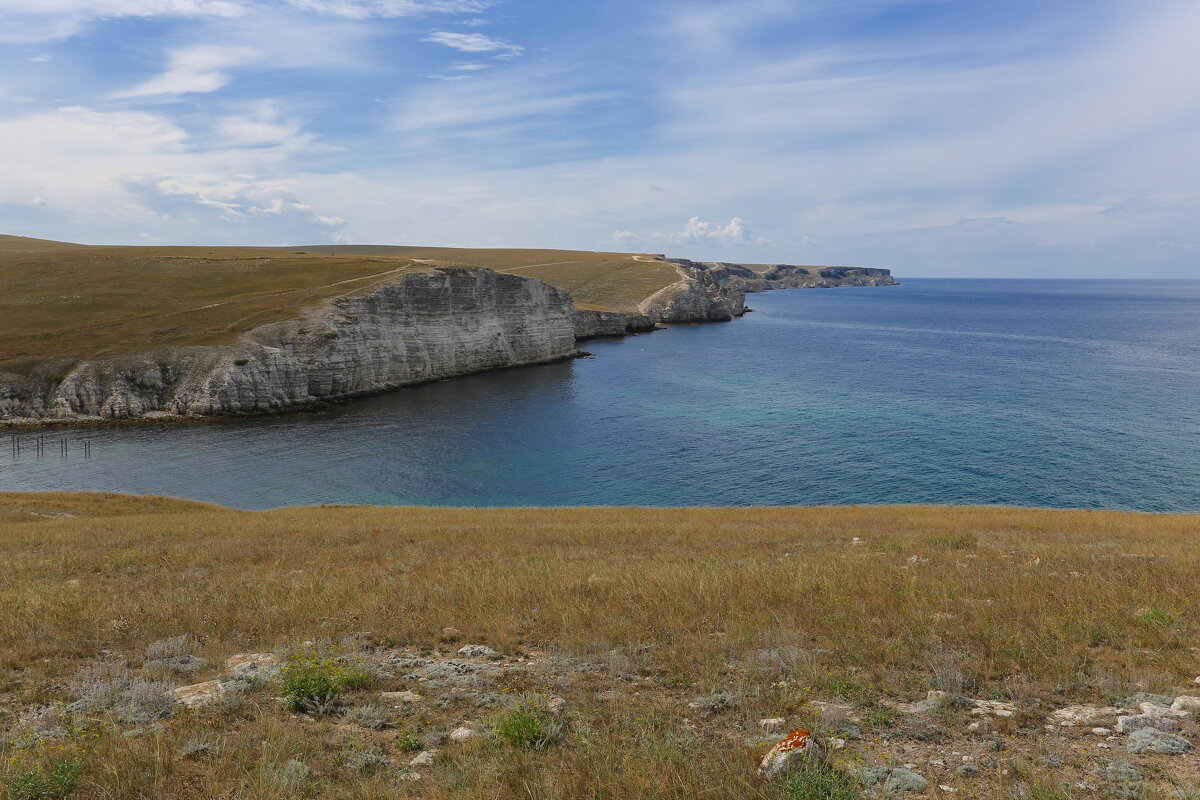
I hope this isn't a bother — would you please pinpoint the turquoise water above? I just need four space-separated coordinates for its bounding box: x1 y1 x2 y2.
3 279 1199 511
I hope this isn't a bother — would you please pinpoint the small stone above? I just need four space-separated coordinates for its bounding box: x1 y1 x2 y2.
1139 701 1190 718
758 717 788 733
174 680 224 708
408 750 436 767
828 738 846 750
449 726 478 743
397 771 422 782
1126 728 1193 755
1092 727 1112 735
457 644 500 659
381 690 423 705
1117 713 1180 734
939 786 956 793
757 729 825 779
547 696 567 716
225 653 278 676
440 627 462 642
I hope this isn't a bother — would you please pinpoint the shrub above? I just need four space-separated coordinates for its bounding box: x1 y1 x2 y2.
68 664 174 723
343 749 390 773
862 706 899 727
493 701 563 750
1135 606 1174 627
7 758 83 800
280 646 374 715
345 704 391 730
778 765 861 800
266 759 310 792
394 733 422 753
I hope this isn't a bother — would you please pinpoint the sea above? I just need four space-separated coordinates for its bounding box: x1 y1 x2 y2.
3 279 1198 512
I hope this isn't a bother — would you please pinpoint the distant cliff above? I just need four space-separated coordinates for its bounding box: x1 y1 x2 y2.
668 259 896 292
0 256 891 425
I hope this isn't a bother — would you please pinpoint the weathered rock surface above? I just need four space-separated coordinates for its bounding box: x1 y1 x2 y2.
1126 727 1193 755
639 262 746 322
757 729 825 778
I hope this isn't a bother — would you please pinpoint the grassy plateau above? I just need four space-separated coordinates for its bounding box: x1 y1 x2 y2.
1 493 1198 799
0 236 677 377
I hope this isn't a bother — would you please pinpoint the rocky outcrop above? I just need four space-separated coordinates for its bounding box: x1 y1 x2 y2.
572 309 657 339
637 262 746 322
669 258 896 293
2 268 581 423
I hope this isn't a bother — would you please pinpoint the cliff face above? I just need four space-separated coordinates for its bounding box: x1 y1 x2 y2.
1 268 581 423
670 259 896 292
637 263 747 322
0 255 889 425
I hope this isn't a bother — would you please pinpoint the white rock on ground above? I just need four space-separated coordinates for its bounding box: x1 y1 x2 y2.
225 653 278 676
409 750 436 767
1047 705 1124 727
381 691 424 705
458 645 499 658
449 726 478 742
757 729 825 779
174 680 224 708
1171 696 1200 713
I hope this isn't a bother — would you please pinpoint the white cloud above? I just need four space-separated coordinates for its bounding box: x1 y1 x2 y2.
112 45 259 98
449 61 491 71
282 0 490 18
423 31 522 56
672 216 748 244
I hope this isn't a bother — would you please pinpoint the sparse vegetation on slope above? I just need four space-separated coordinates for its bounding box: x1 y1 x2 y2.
1 494 1199 798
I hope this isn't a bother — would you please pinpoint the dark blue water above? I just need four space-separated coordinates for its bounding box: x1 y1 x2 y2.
3 279 1198 511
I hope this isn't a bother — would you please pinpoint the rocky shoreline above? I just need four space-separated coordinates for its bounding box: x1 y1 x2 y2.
0 257 891 426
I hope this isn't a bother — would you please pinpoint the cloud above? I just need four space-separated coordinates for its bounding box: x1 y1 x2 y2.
112 45 259 98
422 31 522 57
282 0 490 18
618 217 751 246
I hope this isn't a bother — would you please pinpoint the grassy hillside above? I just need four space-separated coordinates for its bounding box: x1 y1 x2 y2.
2 494 1198 799
0 236 677 376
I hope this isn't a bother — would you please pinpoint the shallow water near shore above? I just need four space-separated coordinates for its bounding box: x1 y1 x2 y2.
3 279 1199 511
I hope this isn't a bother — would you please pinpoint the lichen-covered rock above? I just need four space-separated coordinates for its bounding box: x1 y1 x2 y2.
757 729 825 778
1121 693 1173 709
1126 727 1193 755
457 645 500 659
1117 713 1180 734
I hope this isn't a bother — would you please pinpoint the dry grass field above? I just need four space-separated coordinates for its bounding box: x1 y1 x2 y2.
2 493 1199 799
0 236 678 376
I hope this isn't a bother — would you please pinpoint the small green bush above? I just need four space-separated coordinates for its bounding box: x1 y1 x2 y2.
1135 606 1174 627
394 733 422 753
778 765 861 800
7 758 83 800
862 706 899 727
280 646 374 714
493 702 562 750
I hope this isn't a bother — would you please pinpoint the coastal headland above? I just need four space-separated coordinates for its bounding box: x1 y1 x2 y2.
0 235 894 425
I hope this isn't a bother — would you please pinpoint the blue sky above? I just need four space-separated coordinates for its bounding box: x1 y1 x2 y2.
1 0 1198 277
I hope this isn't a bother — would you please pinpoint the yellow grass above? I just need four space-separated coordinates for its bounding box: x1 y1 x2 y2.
1 494 1198 798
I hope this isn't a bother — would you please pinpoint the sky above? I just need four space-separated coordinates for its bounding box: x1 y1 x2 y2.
1 0 1198 277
